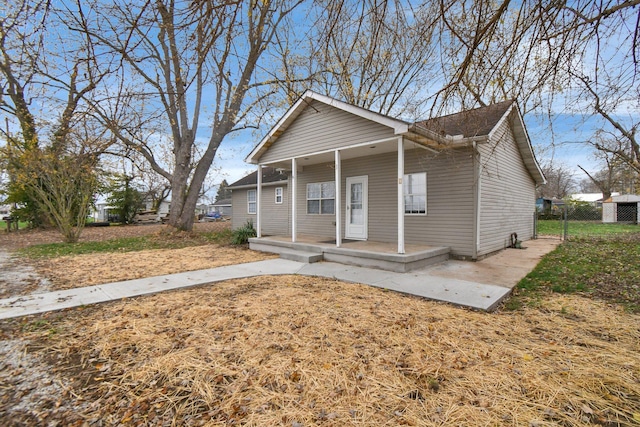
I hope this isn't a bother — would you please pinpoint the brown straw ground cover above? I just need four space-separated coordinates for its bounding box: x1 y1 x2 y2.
0 222 276 298
1 276 639 426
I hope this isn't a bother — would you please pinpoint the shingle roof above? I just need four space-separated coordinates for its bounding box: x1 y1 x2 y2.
415 100 514 138
212 198 232 206
228 166 288 188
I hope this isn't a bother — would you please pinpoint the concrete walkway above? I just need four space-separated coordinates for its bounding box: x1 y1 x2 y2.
0 239 559 319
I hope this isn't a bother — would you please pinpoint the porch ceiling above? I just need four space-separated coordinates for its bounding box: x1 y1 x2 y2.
261 137 430 170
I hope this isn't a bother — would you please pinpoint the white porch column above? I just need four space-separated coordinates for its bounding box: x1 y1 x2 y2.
397 136 405 254
256 164 262 238
291 158 297 243
335 150 342 247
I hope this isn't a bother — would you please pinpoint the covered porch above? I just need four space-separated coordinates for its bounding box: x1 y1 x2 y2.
253 134 442 255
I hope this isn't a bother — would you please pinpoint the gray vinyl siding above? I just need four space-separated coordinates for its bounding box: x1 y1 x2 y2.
295 149 475 257
259 100 395 163
341 154 397 243
477 120 536 256
404 149 475 257
231 184 290 236
231 189 253 229
296 164 337 237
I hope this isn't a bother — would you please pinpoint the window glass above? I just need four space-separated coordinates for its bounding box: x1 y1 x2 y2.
247 189 257 214
403 173 426 214
306 181 335 214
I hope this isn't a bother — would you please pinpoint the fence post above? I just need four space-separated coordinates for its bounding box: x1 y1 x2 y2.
563 205 568 241
533 211 538 239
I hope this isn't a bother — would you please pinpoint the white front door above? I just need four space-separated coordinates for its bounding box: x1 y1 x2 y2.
345 175 368 240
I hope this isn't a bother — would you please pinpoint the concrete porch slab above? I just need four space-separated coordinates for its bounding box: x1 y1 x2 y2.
249 237 450 272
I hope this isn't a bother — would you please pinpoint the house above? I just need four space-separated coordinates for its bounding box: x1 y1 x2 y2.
92 196 171 223
211 198 233 218
571 192 620 208
536 197 565 217
0 204 11 218
230 91 544 270
602 194 640 224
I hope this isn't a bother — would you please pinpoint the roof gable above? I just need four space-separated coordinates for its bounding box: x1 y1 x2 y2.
246 91 409 164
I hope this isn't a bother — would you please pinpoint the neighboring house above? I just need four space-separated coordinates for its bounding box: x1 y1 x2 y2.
602 194 640 224
92 198 115 222
0 204 11 218
231 91 545 261
536 197 565 216
571 192 620 208
211 198 233 217
141 198 171 220
92 196 171 222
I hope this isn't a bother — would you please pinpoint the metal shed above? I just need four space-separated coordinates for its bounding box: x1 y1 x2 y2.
602 195 640 224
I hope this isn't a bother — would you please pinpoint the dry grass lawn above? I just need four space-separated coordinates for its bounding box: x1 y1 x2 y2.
32 245 276 291
0 224 639 426
1 276 639 426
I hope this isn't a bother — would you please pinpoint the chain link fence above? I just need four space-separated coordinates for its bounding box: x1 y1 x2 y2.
535 201 639 241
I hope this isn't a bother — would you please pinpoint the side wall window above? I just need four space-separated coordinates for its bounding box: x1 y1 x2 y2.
404 172 427 215
247 189 256 214
275 187 283 204
307 182 335 214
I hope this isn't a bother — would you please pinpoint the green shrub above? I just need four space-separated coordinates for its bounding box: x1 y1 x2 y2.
231 220 256 245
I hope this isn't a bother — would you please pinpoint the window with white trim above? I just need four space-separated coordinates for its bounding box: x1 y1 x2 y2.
275 187 283 204
247 189 256 214
307 181 335 214
404 172 426 214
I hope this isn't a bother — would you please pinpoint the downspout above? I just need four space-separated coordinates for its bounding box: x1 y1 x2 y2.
472 142 481 260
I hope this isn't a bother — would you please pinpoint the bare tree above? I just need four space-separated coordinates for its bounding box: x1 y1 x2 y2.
71 0 304 232
0 0 111 241
579 133 640 199
306 0 439 118
433 0 640 114
537 160 576 199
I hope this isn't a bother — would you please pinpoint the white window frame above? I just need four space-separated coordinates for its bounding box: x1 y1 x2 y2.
247 189 257 214
404 172 427 215
275 187 283 204
306 181 335 215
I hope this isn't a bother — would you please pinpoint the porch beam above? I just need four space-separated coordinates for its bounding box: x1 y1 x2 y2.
291 158 297 243
397 136 405 254
256 164 262 238
335 150 342 247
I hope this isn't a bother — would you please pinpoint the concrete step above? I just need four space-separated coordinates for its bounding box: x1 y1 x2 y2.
279 249 323 264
